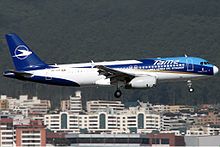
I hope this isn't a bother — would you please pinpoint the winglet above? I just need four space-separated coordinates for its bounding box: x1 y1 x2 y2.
91 60 95 68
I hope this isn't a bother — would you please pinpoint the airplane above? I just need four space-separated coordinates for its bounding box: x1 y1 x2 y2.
3 33 219 98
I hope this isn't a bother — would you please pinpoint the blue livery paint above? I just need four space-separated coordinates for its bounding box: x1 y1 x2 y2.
31 76 80 86
5 33 49 71
102 57 214 76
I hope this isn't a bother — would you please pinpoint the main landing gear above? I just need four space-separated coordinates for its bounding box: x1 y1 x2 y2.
114 82 124 98
187 80 194 93
114 89 122 98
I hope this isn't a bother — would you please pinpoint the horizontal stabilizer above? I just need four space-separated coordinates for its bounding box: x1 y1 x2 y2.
3 70 33 78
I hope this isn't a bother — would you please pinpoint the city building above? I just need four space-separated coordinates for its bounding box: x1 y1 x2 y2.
0 100 8 110
0 95 9 110
153 104 194 113
145 133 185 146
185 135 220 146
0 118 14 147
161 113 186 132
29 99 51 114
0 95 51 120
87 100 125 113
3 91 220 146
46 132 69 146
60 100 70 111
14 120 46 147
119 106 161 133
195 111 220 125
186 124 220 136
7 97 19 110
44 111 80 133
69 91 82 113
64 133 185 146
0 113 47 147
44 102 161 134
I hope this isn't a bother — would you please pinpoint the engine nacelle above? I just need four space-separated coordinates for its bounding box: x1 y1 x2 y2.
95 78 111 86
127 76 156 88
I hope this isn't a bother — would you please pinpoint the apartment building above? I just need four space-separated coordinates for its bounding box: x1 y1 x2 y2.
195 111 220 125
44 112 80 133
186 124 220 136
44 104 161 134
29 99 51 114
14 120 46 147
161 113 186 131
64 133 185 146
153 104 194 113
69 91 82 113
0 118 14 147
87 100 125 113
60 100 70 111
0 95 51 120
0 113 46 147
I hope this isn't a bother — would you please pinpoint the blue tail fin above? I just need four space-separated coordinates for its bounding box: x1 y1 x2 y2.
5 33 49 71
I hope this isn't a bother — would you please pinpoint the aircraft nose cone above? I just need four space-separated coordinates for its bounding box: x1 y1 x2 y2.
213 66 219 75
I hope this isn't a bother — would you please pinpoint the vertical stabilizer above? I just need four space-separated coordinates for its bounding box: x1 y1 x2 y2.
5 33 49 71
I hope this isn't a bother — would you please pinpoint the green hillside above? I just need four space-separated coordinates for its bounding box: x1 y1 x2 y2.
0 0 219 108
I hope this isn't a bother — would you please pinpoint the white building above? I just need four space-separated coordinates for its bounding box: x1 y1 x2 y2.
0 95 51 119
44 102 161 134
0 114 46 147
119 106 161 133
186 125 220 136
0 118 14 147
153 104 194 113
69 91 82 113
60 100 70 111
161 113 186 131
87 100 125 113
44 112 80 133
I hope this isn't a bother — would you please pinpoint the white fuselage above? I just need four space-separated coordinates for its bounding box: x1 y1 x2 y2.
26 59 206 87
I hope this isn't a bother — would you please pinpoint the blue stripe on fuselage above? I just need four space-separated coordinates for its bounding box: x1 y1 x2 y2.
31 76 80 86
78 57 214 75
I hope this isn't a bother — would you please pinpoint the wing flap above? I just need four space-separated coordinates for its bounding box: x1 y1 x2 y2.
95 65 135 84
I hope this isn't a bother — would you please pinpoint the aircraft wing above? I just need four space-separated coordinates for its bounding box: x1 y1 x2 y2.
95 65 135 84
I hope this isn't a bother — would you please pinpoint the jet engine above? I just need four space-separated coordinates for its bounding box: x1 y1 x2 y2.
126 76 156 88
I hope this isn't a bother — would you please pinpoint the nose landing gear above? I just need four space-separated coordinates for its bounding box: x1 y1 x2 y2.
187 80 194 93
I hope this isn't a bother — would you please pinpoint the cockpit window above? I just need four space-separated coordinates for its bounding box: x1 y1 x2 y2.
200 62 209 65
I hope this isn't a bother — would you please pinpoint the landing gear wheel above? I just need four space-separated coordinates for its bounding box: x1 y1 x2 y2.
189 88 194 93
187 80 194 93
114 90 122 98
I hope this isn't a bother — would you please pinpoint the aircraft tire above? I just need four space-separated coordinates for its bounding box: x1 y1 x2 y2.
189 88 194 93
114 90 122 98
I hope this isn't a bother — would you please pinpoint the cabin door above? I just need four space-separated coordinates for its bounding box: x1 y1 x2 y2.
186 58 194 71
